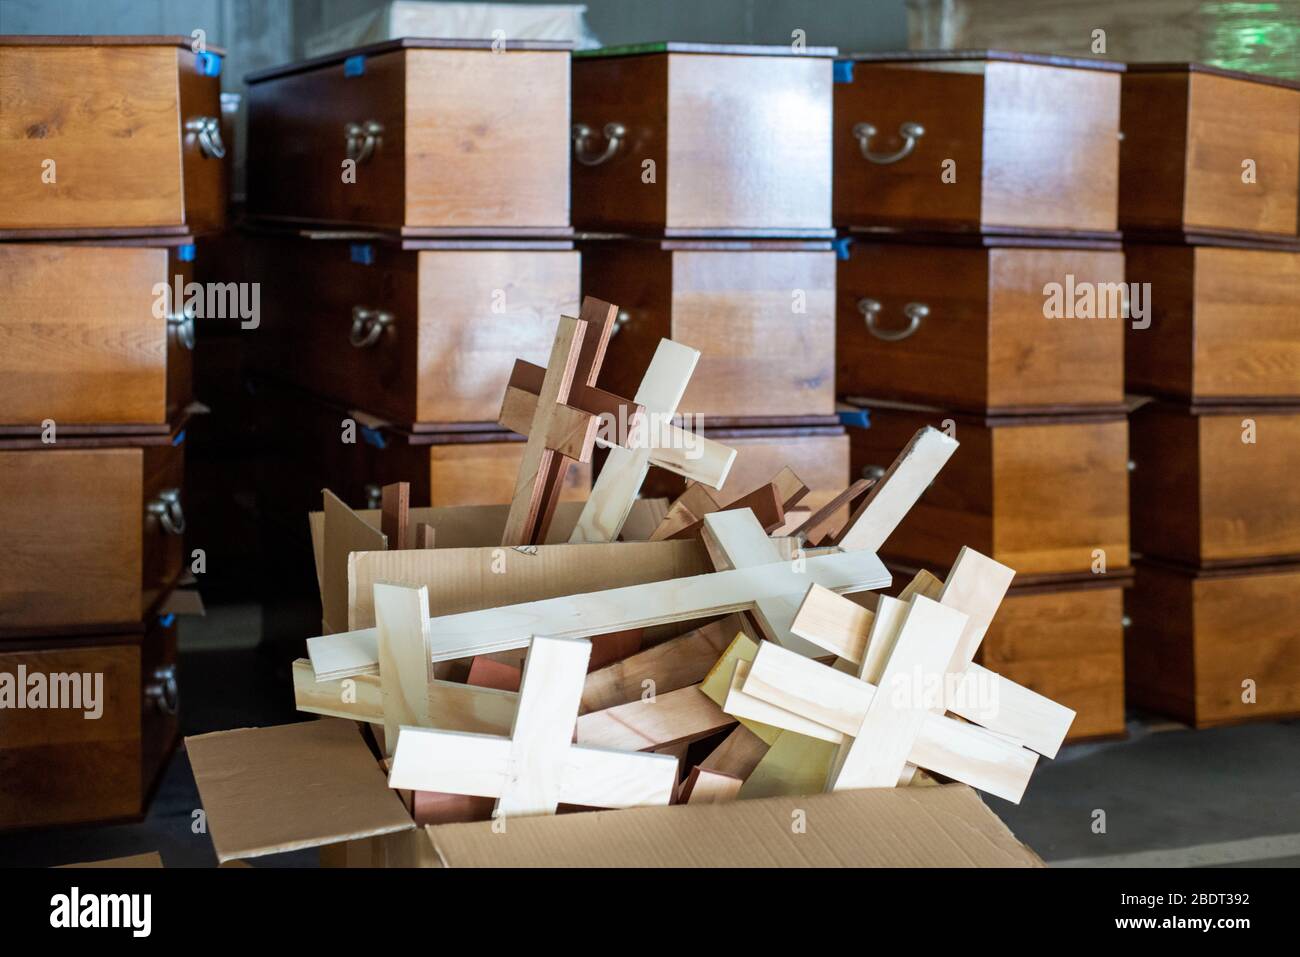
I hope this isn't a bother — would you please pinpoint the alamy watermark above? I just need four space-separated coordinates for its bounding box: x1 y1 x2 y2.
1043 275 1150 330
152 275 260 330
0 667 103 719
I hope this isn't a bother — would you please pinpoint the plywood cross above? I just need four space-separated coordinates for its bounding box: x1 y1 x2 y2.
567 338 706 543
304 544 889 677
499 298 626 546
789 547 1075 758
497 299 737 544
836 426 958 552
723 598 1043 803
388 634 680 817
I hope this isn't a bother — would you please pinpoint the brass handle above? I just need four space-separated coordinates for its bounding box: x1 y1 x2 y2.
859 298 928 342
609 309 632 337
145 664 179 716
147 488 186 536
345 120 384 163
364 483 383 509
349 306 393 348
861 465 887 481
168 301 196 351
185 116 226 159
572 122 626 166
852 121 924 164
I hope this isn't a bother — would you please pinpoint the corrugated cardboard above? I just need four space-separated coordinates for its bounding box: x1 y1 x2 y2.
58 852 164 868
424 785 1043 867
186 719 1042 867
186 719 413 864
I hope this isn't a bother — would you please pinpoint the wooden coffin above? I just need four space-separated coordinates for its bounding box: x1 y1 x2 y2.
885 562 1129 742
585 239 836 418
250 381 590 519
571 43 835 236
1129 402 1300 567
846 402 1130 576
638 420 848 512
0 429 187 635
1126 558 1300 728
1125 240 1300 403
245 39 572 236
0 611 179 830
0 36 227 237
1120 64 1300 242
0 239 196 433
837 236 1125 412
833 51 1121 237
248 234 580 427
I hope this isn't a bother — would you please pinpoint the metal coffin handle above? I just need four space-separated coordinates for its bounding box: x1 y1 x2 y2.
572 122 627 166
185 116 227 159
349 307 394 348
858 298 929 342
168 301 197 350
145 664 179 716
345 120 384 163
852 121 924 164
147 488 186 536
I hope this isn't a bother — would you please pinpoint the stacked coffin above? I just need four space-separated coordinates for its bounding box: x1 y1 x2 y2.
832 51 1131 741
570 43 848 515
1121 65 1300 728
0 36 229 827
243 38 585 519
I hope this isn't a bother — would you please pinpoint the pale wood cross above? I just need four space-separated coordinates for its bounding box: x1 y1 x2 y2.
497 297 737 544
721 549 1076 804
388 633 680 817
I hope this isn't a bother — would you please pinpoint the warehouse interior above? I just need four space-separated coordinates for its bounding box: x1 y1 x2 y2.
0 0 1298 876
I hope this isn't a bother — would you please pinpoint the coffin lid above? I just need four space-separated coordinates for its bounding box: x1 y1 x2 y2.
842 49 1123 71
246 36 573 83
576 42 838 60
1126 61 1300 90
0 35 226 54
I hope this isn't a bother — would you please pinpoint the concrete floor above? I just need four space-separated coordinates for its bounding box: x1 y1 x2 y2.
2 603 1297 868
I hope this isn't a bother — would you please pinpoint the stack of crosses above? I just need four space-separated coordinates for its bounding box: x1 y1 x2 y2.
297 297 1077 824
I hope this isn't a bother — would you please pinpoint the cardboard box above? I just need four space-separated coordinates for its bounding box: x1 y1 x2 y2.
185 491 1043 868
187 717 1041 867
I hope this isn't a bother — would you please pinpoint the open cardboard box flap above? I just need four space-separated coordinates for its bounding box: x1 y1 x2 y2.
187 718 1042 867
186 719 414 863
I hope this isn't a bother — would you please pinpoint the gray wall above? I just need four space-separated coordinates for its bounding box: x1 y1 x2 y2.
291 0 908 53
1 1 909 64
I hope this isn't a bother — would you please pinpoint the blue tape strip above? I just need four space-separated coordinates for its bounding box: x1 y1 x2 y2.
832 236 853 261
344 54 366 77
833 59 854 84
838 409 870 429
196 51 222 77
172 429 187 447
350 243 375 265
158 613 176 628
177 243 196 262
361 426 387 449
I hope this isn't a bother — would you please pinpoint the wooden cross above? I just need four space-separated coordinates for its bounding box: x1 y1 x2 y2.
723 602 1042 803
567 338 703 543
722 552 1076 803
499 298 623 546
836 426 958 552
388 634 680 817
697 508 826 658
303 544 888 680
789 547 1075 758
496 296 737 544
298 587 743 752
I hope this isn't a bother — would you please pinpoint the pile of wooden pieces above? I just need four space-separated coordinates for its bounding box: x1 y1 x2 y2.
296 297 1076 823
